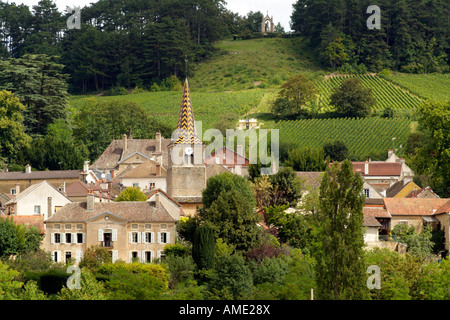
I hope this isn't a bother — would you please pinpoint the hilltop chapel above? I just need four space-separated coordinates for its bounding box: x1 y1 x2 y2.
90 79 249 216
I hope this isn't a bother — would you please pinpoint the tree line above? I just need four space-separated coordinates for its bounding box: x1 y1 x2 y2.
291 0 449 73
0 0 277 94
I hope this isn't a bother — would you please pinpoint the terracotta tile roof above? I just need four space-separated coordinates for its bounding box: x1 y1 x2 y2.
0 215 45 234
205 147 249 167
114 159 167 179
45 201 177 223
435 200 450 215
405 186 440 199
65 180 90 197
383 198 450 216
92 138 171 170
363 206 391 218
0 170 81 181
363 216 382 227
353 161 402 176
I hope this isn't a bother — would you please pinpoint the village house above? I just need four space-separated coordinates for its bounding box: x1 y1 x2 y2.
64 180 113 203
383 197 449 232
0 164 87 195
204 146 250 177
3 180 72 220
44 191 180 264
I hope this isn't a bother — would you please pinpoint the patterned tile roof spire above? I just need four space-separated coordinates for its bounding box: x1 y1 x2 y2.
171 78 203 146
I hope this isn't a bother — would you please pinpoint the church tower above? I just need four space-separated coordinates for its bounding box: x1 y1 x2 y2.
166 79 206 210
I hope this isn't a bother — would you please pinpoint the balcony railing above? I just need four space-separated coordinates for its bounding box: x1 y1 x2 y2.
101 241 113 248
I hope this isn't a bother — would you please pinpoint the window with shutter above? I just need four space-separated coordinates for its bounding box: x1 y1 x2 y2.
112 229 117 242
98 229 103 242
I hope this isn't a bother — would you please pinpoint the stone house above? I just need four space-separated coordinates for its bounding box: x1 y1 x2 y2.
385 179 422 198
204 146 250 177
44 192 180 264
0 164 84 194
383 198 449 232
3 180 72 219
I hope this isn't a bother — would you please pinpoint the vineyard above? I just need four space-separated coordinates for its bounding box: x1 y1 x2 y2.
313 74 423 112
380 73 450 103
269 117 412 160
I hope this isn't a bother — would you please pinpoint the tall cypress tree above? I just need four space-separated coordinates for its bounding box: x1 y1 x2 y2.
192 225 216 270
312 160 368 300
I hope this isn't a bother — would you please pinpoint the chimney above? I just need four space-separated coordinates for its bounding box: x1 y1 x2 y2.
388 149 393 158
156 163 161 176
122 134 127 153
15 183 20 195
364 160 369 175
47 197 52 217
155 190 160 207
83 161 89 173
25 164 31 174
156 131 161 153
87 189 94 211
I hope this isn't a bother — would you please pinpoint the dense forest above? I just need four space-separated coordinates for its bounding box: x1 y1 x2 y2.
0 0 272 93
291 0 449 73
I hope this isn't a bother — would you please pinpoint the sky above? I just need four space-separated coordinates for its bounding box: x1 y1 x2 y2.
14 0 296 31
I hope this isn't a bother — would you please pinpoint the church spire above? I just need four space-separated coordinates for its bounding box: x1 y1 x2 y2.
171 78 203 146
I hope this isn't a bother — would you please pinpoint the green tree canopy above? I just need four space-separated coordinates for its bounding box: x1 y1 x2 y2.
330 77 376 118
271 74 318 118
115 187 148 202
0 90 31 162
312 160 368 300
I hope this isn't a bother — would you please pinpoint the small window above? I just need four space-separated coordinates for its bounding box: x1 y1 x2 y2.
160 232 168 244
144 232 152 243
65 224 72 230
133 183 139 188
149 182 155 189
363 189 370 198
34 205 41 215
76 224 83 230
10 188 16 195
54 224 61 230
65 252 72 263
145 224 152 230
131 224 138 230
160 224 167 230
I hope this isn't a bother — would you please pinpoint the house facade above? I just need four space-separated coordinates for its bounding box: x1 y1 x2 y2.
44 192 179 264
4 180 72 219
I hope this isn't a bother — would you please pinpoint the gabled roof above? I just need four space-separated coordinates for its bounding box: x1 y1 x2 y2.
0 170 81 181
170 79 203 146
205 146 249 167
5 180 71 205
114 159 167 180
363 216 382 227
92 137 171 170
117 151 153 164
45 201 177 223
406 186 440 199
435 200 450 215
385 180 416 197
383 198 449 216
147 188 181 208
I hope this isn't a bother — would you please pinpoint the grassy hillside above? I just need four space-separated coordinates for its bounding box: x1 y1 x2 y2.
189 37 324 92
69 37 450 161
